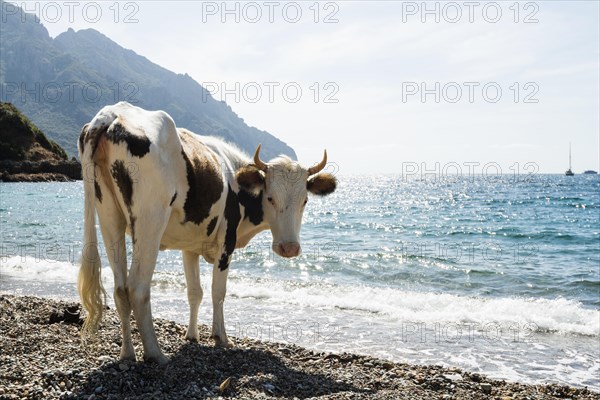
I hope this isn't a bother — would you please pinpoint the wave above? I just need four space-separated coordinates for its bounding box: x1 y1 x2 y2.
226 279 600 337
2 256 598 337
1 256 83 283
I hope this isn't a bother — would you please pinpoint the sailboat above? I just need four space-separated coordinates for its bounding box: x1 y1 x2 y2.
565 143 574 176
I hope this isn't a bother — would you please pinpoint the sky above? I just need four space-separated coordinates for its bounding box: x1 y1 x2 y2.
10 1 600 174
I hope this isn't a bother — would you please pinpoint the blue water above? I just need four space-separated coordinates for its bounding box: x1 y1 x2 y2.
1 175 599 388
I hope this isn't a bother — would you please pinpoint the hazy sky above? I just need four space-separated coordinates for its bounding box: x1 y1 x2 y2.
13 1 600 174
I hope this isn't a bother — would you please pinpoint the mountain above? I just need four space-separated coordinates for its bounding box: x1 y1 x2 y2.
0 1 296 160
0 102 80 181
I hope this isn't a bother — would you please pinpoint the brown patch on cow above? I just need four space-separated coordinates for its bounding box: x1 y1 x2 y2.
78 123 89 155
111 160 133 207
79 123 108 160
219 185 241 271
307 173 337 196
94 181 102 203
206 216 218 236
129 215 137 245
111 160 137 243
93 135 110 163
236 165 265 195
105 117 151 158
238 189 263 226
179 129 224 225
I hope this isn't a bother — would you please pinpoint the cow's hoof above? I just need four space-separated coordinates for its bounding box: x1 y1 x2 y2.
119 353 136 362
212 335 234 348
120 346 136 362
144 354 170 365
185 329 199 342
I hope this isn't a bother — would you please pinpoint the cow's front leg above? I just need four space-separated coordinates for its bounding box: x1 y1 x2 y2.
128 257 168 363
211 257 234 348
183 251 202 341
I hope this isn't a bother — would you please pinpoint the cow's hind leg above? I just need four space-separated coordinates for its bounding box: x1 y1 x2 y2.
183 251 202 341
127 208 171 364
96 185 135 361
211 258 233 348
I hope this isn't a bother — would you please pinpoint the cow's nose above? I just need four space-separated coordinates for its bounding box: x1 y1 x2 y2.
278 242 300 258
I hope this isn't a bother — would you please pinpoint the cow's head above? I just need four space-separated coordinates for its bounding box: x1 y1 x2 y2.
236 145 337 258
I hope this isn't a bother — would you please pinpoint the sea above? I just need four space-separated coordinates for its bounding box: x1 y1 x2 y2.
1 174 599 389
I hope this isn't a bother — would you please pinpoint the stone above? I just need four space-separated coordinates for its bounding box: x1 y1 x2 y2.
443 373 463 382
264 383 275 392
219 377 231 393
480 383 492 394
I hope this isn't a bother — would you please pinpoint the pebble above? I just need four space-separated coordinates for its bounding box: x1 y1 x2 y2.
264 383 275 392
443 373 463 382
219 377 231 392
381 361 395 370
480 382 493 394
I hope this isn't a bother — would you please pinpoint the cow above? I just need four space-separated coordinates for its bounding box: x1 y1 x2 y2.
78 102 337 363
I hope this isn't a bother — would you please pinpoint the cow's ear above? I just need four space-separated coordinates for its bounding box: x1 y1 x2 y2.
307 173 337 196
236 165 265 196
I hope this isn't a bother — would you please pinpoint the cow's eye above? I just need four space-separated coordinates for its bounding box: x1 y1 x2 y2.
303 197 308 206
267 196 274 205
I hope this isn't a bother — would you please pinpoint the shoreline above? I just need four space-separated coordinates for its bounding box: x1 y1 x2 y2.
0 294 597 399
0 160 81 182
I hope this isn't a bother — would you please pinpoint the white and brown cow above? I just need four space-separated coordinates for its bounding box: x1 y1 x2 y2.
78 102 336 363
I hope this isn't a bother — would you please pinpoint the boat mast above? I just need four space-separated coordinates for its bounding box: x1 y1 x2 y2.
569 142 572 170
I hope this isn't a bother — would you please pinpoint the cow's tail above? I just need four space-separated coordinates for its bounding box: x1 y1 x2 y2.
78 123 107 340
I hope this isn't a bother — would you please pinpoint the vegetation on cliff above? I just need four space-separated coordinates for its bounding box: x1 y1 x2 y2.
0 102 80 181
0 102 67 161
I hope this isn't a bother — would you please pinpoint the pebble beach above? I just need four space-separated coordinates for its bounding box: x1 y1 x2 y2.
0 295 597 400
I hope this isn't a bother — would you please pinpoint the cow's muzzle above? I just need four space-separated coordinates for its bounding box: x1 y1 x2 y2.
275 242 301 258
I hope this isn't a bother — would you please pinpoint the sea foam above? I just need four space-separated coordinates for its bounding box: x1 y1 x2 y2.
2 256 598 337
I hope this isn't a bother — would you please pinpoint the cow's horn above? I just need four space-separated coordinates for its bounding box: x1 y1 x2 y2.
308 149 327 175
253 144 268 172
